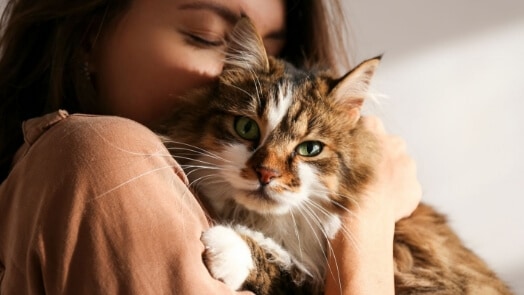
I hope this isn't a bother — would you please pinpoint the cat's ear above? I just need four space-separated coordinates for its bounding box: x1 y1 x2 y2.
223 17 270 73
329 56 381 124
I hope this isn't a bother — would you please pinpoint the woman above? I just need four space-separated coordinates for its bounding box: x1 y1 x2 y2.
0 0 421 294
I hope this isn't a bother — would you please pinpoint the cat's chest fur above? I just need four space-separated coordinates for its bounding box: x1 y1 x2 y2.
213 198 342 279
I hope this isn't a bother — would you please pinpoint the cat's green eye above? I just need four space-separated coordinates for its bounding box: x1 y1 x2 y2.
296 141 323 157
234 117 260 141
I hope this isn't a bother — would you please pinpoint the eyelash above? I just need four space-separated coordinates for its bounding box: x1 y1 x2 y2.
185 33 224 48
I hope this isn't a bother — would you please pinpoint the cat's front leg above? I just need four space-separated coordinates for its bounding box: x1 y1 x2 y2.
201 225 310 295
201 225 255 290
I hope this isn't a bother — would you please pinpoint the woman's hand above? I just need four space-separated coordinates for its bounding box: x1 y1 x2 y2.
360 115 422 222
324 115 422 295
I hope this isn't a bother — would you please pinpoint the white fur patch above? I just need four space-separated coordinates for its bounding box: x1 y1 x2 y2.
265 83 292 141
277 163 324 210
218 143 255 190
201 225 254 290
188 143 254 213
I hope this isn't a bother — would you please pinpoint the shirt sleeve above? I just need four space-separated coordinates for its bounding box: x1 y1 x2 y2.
1 114 239 295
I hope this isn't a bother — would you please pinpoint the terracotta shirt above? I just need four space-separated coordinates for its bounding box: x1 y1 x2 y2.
0 111 238 294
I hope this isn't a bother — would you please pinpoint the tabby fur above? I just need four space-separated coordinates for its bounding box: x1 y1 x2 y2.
159 18 512 295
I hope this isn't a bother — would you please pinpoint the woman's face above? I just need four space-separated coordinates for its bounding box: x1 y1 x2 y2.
91 0 286 126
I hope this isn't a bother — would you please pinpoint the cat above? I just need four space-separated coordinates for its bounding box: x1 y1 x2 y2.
158 18 513 295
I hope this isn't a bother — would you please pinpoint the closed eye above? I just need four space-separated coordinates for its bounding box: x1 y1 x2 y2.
181 31 225 48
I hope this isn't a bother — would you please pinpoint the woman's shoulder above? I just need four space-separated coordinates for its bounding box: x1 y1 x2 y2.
4 111 189 205
12 111 178 185
49 111 162 148
23 111 165 159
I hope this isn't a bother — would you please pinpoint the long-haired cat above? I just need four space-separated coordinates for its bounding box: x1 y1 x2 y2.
159 18 512 295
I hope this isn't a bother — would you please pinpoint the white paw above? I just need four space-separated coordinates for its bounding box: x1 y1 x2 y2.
201 225 254 290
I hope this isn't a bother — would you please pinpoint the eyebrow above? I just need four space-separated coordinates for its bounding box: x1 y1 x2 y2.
178 1 241 25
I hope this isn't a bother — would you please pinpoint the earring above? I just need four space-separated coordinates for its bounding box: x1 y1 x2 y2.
83 61 92 81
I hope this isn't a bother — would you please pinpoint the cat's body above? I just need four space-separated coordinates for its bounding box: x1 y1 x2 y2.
159 19 512 294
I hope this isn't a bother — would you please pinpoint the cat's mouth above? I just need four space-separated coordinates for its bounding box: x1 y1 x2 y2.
233 187 286 214
235 186 296 214
247 187 277 203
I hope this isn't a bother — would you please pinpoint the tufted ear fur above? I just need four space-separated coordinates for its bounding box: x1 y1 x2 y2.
222 17 270 74
328 56 381 125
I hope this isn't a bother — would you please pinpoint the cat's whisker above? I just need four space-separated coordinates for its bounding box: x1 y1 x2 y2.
176 156 236 171
337 223 362 253
302 203 349 295
190 176 225 189
321 235 344 295
299 202 344 294
307 188 361 221
168 141 230 162
164 140 232 163
289 210 304 263
297 203 343 289
182 166 219 178
302 198 361 253
322 237 344 295
294 203 330 280
166 148 214 159
308 187 361 213
172 156 222 168
181 164 239 182
94 164 181 200
302 199 358 247
301 198 361 289
171 153 233 168
301 198 333 219
300 202 331 254
187 174 228 192
331 199 361 220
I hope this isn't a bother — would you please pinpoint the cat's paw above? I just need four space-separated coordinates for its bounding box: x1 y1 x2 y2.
201 225 254 290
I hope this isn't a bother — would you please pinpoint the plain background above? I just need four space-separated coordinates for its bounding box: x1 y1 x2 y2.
345 0 524 293
1 0 523 293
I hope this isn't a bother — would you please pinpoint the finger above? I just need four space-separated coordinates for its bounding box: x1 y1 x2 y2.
361 115 386 134
388 135 407 152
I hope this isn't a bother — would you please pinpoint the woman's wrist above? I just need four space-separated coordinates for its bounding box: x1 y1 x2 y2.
324 116 421 295
325 202 396 295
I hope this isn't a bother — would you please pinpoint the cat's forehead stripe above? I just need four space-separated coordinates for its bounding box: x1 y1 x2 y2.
265 82 293 136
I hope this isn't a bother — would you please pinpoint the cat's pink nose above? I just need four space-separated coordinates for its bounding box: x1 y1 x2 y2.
255 166 281 185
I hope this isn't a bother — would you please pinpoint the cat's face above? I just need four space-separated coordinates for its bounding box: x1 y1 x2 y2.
164 18 379 215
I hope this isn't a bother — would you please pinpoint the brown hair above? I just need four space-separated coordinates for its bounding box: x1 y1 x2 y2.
0 0 353 180
282 0 353 73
